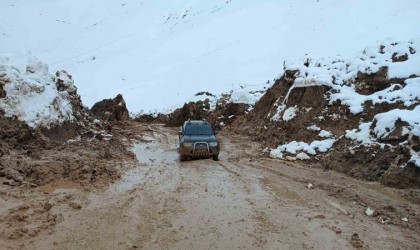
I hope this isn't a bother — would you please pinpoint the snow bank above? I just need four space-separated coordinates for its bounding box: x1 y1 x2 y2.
0 58 74 128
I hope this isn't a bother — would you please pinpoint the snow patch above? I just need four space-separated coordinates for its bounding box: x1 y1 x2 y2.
282 106 298 122
270 104 286 121
319 130 333 138
270 138 336 159
307 124 321 131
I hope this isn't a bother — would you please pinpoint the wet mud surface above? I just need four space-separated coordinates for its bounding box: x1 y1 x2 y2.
1 124 420 249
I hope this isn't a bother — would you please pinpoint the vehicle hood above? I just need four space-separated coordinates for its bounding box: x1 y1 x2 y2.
183 135 217 143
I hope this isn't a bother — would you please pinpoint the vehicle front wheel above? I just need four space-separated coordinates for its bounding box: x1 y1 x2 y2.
180 154 187 162
212 154 219 161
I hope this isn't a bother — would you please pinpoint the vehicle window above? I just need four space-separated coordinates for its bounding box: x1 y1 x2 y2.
184 125 214 135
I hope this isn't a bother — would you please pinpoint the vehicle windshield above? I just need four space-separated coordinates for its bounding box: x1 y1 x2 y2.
184 124 214 135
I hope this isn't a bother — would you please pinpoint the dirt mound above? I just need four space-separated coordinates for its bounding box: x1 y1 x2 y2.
0 63 138 188
91 94 130 122
137 91 250 131
165 99 212 127
232 72 419 188
165 96 250 131
230 41 420 189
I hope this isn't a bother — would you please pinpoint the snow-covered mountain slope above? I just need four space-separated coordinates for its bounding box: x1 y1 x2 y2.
1 0 419 112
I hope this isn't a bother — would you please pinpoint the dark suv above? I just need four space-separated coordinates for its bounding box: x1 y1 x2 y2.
178 120 220 161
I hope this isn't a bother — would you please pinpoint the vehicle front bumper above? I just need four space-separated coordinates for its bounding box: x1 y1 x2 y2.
179 142 220 158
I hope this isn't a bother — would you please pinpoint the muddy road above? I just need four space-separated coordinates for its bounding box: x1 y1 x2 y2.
1 124 420 249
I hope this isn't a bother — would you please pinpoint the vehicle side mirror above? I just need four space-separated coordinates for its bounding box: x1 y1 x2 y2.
178 131 183 136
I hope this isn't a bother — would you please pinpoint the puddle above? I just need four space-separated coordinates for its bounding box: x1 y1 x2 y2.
39 180 79 193
113 140 179 192
132 142 178 165
113 168 146 192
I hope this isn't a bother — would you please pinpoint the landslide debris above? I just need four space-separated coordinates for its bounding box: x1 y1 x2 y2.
91 94 130 122
153 39 420 189
232 40 420 189
0 59 137 188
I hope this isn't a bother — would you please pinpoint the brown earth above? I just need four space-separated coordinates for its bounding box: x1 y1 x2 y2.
1 124 419 249
228 68 420 189
91 94 130 122
0 70 137 189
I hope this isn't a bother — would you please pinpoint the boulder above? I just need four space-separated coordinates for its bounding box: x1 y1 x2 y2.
91 94 130 122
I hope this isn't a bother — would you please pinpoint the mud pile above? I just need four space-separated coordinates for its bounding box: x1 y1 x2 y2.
91 94 130 122
232 40 420 188
0 60 136 188
136 92 250 131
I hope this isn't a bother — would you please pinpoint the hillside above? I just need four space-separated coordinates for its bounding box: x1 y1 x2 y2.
1 0 419 112
162 39 420 188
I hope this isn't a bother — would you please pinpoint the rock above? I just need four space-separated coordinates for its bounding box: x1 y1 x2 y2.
3 179 19 186
392 53 408 62
306 183 314 189
43 202 53 211
4 168 24 183
55 70 77 93
69 201 82 210
40 121 77 142
91 94 130 122
350 233 364 248
401 217 409 222
408 134 420 151
379 215 390 224
365 207 375 217
354 67 403 95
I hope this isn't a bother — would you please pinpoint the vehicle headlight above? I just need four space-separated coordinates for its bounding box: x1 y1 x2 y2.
183 143 193 147
209 142 218 147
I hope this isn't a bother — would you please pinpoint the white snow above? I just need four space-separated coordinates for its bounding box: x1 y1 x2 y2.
319 130 333 138
372 105 420 138
345 122 376 145
0 58 74 128
297 152 311 160
1 0 419 113
270 104 286 122
409 150 420 167
282 106 298 122
307 124 321 131
270 138 336 159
